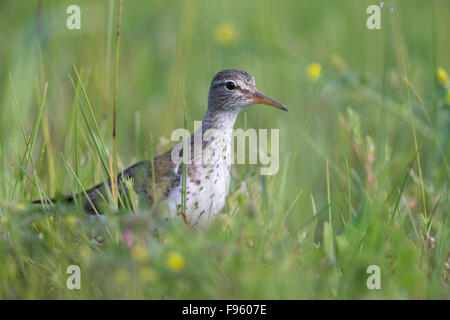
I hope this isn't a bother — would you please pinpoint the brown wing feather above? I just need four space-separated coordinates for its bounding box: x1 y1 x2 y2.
81 149 178 214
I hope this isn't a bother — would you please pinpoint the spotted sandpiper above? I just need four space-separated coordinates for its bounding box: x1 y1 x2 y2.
34 70 287 227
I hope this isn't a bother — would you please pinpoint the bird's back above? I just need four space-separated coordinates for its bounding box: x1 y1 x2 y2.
36 149 178 215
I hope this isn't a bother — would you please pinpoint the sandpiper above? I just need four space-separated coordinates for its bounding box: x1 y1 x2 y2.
35 70 287 227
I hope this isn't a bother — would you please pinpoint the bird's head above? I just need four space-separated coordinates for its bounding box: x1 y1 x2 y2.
207 69 288 113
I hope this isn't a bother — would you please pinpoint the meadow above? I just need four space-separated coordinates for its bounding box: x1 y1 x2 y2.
0 0 448 299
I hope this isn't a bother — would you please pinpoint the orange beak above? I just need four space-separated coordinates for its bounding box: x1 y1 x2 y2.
252 90 288 111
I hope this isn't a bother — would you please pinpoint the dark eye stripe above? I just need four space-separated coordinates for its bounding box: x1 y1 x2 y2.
211 79 234 87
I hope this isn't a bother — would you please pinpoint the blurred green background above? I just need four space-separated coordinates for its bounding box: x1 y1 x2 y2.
0 0 448 299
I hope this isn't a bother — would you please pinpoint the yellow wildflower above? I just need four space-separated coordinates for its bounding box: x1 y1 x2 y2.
447 89 450 103
15 203 25 210
131 245 149 262
307 62 322 82
213 23 236 46
437 68 448 85
79 246 91 261
166 251 185 272
140 267 158 284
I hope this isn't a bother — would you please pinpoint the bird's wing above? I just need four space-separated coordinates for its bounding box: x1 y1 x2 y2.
81 149 178 214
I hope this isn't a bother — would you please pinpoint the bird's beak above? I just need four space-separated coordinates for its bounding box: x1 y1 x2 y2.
252 90 288 111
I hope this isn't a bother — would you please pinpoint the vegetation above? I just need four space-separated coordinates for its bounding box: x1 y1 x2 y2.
0 0 448 299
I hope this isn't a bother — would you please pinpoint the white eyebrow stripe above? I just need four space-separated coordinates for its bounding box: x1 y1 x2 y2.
212 79 251 91
212 79 232 87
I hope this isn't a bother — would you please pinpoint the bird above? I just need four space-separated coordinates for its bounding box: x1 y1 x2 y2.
33 70 287 227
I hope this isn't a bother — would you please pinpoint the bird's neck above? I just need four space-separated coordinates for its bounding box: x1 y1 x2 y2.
202 107 239 131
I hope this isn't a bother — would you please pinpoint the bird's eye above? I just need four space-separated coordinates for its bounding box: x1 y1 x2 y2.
225 81 236 91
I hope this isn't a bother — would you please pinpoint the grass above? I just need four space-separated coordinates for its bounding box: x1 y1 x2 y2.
0 0 449 299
